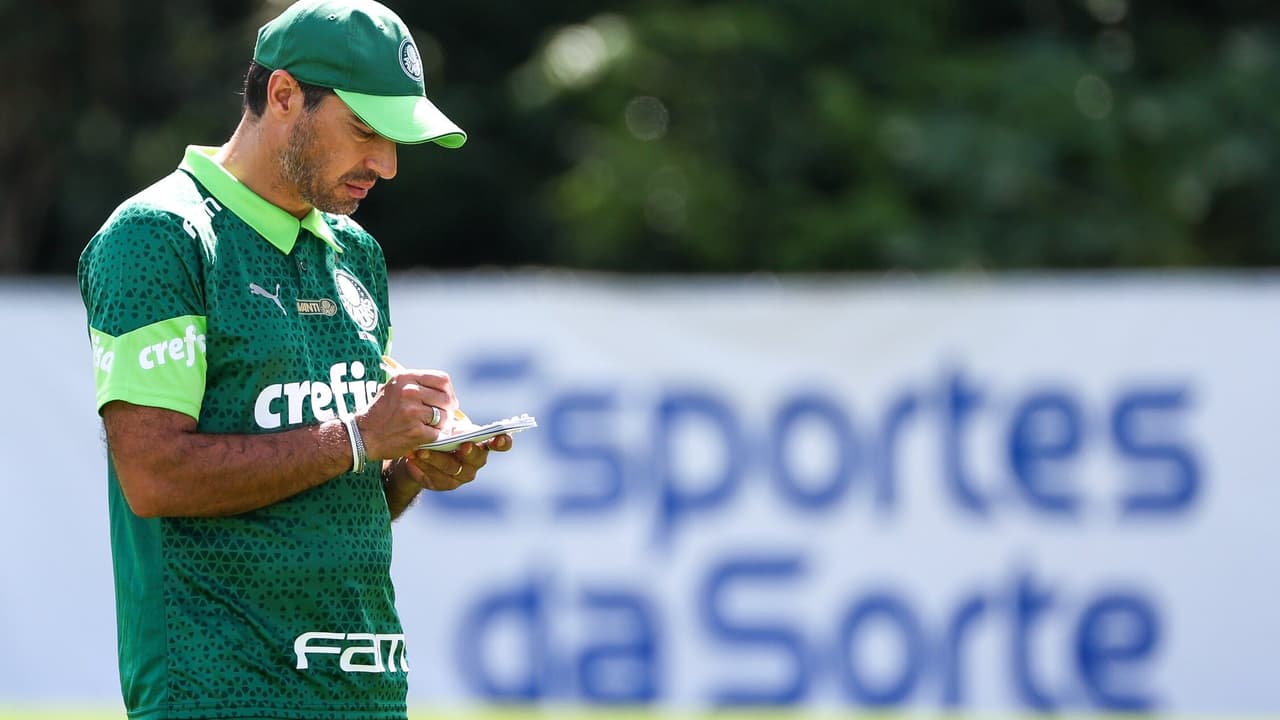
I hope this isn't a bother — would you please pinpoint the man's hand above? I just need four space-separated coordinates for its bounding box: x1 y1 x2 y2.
381 434 513 518
406 434 513 490
357 369 458 461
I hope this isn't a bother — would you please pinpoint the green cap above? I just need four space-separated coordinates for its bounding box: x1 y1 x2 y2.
254 0 466 148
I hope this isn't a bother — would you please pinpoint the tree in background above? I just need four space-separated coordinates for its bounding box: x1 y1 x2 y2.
4 0 1279 274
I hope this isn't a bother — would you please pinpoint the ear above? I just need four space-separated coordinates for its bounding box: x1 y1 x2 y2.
265 69 304 120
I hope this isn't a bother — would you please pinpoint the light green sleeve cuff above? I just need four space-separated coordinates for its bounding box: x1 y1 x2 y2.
89 315 208 420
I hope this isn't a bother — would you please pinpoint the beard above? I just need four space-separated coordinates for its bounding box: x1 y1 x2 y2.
279 112 377 216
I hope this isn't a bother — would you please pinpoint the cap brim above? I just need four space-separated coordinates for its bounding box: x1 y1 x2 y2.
334 89 467 148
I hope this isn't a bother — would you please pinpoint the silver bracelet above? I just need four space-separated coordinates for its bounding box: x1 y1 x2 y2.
343 416 367 474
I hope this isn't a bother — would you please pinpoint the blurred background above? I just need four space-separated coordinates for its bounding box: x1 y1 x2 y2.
7 0 1280 275
2 0 1279 718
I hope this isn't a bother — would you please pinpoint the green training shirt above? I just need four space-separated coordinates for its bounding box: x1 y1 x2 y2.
79 145 407 720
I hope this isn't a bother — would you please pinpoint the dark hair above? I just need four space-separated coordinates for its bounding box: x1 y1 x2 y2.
241 60 335 117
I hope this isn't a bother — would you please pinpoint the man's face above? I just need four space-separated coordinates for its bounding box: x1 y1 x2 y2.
279 95 398 215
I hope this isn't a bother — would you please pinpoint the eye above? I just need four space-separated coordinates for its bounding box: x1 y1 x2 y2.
354 126 376 140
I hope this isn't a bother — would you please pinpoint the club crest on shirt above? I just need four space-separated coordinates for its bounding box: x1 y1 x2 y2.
334 269 379 332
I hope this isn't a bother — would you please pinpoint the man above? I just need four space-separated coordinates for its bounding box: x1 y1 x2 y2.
77 1 509 718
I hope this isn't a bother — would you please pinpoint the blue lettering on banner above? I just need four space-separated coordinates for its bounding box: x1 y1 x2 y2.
457 576 550 701
576 590 661 703
1112 388 1201 516
699 555 810 705
874 390 922 510
835 592 927 705
453 560 1162 710
422 352 1198 711
1075 592 1161 710
416 353 1201 527
547 391 626 516
941 369 991 515
1008 390 1084 516
456 574 662 703
941 594 988 707
654 391 745 544
1012 569 1059 710
769 393 861 511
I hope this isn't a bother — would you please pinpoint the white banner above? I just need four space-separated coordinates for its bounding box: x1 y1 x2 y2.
1 274 1277 713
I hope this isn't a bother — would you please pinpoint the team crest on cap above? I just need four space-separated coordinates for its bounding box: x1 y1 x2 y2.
399 38 423 81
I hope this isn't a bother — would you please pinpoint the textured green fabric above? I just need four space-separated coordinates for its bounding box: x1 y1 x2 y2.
78 146 405 720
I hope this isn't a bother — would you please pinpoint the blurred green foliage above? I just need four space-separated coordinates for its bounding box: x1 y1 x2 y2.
4 0 1279 274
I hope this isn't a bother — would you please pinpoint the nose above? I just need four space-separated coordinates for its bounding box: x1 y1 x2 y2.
367 137 398 180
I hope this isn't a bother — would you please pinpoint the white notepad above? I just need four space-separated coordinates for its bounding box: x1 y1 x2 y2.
416 414 538 452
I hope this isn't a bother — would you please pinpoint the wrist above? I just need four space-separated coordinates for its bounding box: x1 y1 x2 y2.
382 458 422 493
382 456 408 484
342 415 368 473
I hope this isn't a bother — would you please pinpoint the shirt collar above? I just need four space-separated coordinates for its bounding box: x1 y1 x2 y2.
178 145 342 255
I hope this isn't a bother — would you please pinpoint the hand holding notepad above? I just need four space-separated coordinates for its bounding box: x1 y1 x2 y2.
381 355 538 452
415 413 538 452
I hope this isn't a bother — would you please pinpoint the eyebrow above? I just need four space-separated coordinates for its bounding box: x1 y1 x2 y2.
345 110 375 134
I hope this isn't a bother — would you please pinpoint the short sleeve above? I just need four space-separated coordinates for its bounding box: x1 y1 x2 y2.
78 204 209 419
